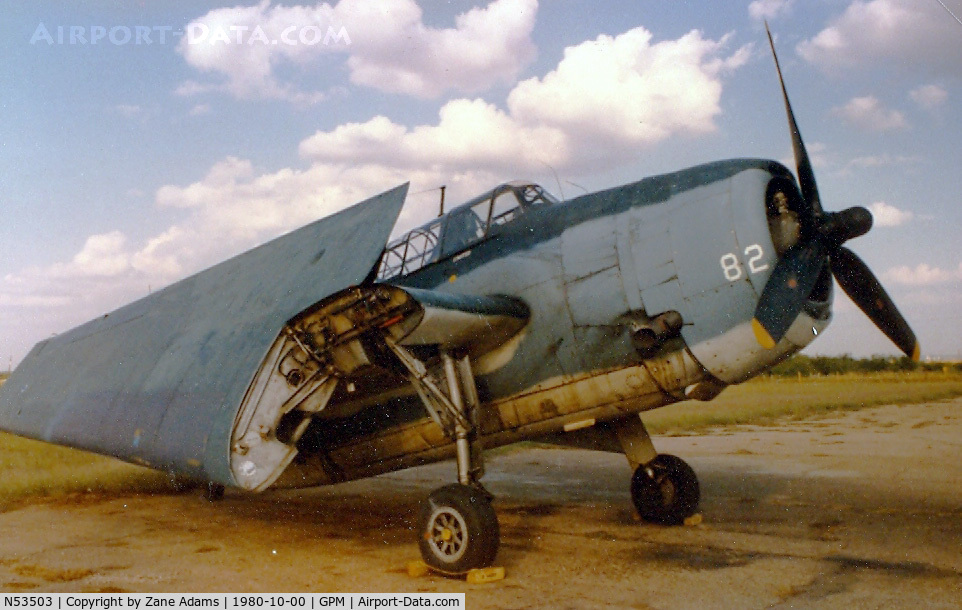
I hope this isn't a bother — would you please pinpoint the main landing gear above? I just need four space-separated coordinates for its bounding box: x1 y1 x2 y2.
615 414 700 525
386 339 697 570
385 341 499 573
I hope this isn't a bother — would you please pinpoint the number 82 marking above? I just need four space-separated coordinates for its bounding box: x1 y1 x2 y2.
720 244 769 281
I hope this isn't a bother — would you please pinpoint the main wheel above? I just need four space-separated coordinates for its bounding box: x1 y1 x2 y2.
631 454 699 525
417 484 499 573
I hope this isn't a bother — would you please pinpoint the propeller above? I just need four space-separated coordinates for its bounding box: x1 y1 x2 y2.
752 24 920 361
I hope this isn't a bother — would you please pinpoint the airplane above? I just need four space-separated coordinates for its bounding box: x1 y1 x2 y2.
0 28 917 574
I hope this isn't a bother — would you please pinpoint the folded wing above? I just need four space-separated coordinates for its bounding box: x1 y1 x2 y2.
0 184 409 485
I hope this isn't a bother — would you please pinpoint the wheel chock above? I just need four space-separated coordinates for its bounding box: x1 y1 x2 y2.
405 560 505 583
684 513 703 526
407 560 431 578
466 566 505 584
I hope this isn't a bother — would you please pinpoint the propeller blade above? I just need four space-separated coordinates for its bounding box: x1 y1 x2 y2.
765 22 822 219
819 206 873 246
752 240 827 349
830 247 920 360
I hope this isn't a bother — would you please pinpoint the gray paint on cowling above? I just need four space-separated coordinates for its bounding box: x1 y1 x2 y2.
669 178 736 299
730 169 779 296
0 184 409 485
600 167 786 355
671 169 778 349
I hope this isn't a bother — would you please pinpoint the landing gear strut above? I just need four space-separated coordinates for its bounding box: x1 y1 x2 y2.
615 414 700 525
386 342 499 572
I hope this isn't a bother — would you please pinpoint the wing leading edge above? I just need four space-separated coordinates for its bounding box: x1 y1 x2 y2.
0 183 409 486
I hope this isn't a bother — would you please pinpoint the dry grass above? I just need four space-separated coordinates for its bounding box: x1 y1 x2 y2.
0 433 172 510
1 372 961 506
642 371 962 435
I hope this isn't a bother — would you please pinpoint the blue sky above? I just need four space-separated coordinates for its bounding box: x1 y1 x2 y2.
2 0 961 366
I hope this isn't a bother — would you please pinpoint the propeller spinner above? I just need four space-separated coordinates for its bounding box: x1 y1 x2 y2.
752 25 920 361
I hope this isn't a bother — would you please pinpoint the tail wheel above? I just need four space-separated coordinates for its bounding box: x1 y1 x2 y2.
204 482 225 502
631 454 699 525
168 474 201 493
418 484 499 573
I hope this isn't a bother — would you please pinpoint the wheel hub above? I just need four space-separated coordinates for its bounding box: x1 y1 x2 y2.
426 507 468 562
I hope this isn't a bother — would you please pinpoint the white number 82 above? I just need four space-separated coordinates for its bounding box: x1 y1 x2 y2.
719 244 769 281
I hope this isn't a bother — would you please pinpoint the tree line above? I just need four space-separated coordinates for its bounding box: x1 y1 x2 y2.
768 354 962 377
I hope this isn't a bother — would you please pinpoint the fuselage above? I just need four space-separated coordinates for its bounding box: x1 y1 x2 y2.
0 158 834 491
277 158 833 487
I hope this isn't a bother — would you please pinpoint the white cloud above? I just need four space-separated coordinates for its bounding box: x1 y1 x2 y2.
884 262 962 286
749 0 793 21
299 101 570 175
0 232 145 347
11 232 135 286
189 103 212 116
841 154 917 172
832 96 907 131
130 226 189 279
344 0 538 98
302 27 750 172
69 232 130 277
177 0 538 102
798 0 962 77
508 30 749 149
52 159 495 294
867 201 913 227
909 84 948 110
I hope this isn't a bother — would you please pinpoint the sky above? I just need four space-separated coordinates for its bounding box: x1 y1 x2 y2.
2 0 961 367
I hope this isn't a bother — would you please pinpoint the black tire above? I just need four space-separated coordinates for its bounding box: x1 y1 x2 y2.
631 454 699 525
417 484 499 573
204 482 226 502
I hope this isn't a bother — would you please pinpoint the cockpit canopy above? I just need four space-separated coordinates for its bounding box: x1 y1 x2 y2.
377 182 558 280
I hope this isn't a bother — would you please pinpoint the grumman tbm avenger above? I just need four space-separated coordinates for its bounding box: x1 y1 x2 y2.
0 29 917 573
